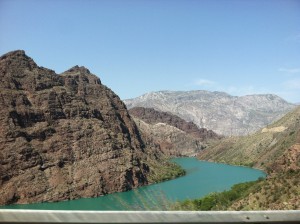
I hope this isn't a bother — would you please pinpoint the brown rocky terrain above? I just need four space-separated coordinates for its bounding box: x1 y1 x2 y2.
0 50 183 205
129 107 219 140
129 107 220 156
132 117 203 156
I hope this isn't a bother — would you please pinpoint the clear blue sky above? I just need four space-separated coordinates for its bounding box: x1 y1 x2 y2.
1 0 299 103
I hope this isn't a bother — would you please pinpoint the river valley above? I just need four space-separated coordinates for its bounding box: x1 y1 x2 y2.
0 158 266 210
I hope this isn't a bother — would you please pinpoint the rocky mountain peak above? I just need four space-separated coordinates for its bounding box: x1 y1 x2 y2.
0 50 183 205
0 50 58 91
61 65 101 86
63 65 91 75
1 50 26 59
0 50 38 73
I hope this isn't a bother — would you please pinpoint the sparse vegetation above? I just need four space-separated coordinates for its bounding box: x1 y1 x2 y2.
147 160 186 183
198 106 300 171
230 170 300 210
172 179 262 211
197 106 300 210
125 169 299 211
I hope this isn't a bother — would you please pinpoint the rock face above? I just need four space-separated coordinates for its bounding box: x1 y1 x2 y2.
129 107 219 140
132 117 203 157
124 91 296 136
129 107 220 156
0 50 180 205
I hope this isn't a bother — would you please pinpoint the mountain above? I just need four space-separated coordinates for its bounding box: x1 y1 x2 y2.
198 106 300 170
198 106 300 209
129 107 220 156
124 91 296 136
0 50 183 205
129 107 219 140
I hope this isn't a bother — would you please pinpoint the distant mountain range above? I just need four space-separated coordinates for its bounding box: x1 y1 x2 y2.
124 91 296 136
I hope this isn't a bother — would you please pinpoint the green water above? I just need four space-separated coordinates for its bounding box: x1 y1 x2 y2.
0 158 266 210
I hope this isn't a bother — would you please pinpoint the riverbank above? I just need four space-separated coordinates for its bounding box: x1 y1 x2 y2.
0 158 265 210
197 159 268 175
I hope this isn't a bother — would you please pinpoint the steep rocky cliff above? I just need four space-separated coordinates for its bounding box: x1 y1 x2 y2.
129 107 220 156
0 50 183 205
124 91 296 136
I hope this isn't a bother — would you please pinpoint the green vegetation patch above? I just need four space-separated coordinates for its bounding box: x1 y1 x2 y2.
147 160 186 184
172 178 263 211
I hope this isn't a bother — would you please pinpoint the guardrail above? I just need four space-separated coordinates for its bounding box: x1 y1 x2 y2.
0 210 300 223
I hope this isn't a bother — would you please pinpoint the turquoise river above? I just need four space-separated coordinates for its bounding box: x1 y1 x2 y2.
0 158 266 210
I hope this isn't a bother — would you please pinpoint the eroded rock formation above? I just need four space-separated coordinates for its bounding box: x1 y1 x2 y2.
129 107 220 156
0 50 180 205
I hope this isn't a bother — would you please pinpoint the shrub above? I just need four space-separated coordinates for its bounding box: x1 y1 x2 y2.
173 180 261 211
